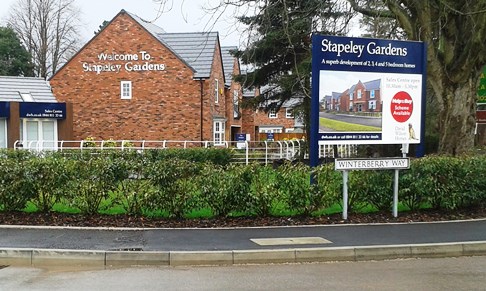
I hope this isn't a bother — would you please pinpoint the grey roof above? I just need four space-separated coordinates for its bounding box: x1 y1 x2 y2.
0 76 57 103
126 11 166 35
124 11 221 79
349 84 357 93
221 46 238 86
363 79 381 91
282 97 302 108
332 92 341 100
159 32 219 79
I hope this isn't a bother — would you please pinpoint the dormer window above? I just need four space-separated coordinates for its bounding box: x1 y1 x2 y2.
269 108 277 118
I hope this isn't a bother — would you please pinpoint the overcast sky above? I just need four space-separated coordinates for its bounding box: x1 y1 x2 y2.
0 0 246 47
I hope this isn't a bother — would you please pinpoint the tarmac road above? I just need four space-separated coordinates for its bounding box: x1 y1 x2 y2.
1 219 486 267
319 112 382 128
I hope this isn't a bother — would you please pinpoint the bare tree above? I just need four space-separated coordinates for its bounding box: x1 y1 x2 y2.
7 0 81 78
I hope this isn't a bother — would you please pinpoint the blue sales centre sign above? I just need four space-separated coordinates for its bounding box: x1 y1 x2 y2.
310 35 427 166
19 102 67 119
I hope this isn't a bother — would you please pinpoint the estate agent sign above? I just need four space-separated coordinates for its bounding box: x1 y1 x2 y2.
311 35 426 150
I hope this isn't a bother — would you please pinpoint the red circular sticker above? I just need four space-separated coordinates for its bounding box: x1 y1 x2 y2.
390 91 413 123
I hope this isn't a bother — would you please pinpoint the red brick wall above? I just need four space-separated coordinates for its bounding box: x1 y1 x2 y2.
224 58 243 139
253 107 295 129
205 41 227 141
50 12 209 141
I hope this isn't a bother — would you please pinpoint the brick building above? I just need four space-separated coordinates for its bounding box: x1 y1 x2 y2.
49 10 303 143
0 76 71 149
50 10 241 143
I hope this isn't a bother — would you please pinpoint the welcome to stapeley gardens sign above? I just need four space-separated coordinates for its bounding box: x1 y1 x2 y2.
82 51 166 74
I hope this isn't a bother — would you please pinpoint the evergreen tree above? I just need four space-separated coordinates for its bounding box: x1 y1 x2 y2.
0 27 34 77
234 0 349 137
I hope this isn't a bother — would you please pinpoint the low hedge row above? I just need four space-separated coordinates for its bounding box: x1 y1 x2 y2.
0 150 484 218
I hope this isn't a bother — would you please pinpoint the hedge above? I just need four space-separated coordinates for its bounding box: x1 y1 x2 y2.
0 149 484 217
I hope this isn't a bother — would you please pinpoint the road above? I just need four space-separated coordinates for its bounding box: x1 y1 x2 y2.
2 256 486 290
319 112 382 128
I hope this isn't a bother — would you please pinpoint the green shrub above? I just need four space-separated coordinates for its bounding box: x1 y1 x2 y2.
278 162 312 215
399 159 427 211
0 151 33 211
113 152 157 215
451 155 486 208
147 159 203 218
313 163 342 213
199 163 253 217
146 148 233 166
24 153 75 212
247 164 280 216
358 170 394 212
68 154 124 214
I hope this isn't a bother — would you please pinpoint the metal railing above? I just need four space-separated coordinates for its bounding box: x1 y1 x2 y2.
13 139 306 165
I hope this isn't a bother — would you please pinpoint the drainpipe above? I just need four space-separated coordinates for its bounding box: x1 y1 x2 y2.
198 78 204 142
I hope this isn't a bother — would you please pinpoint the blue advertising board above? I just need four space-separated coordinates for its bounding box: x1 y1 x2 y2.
266 132 275 141
235 133 247 141
19 102 66 119
310 35 427 166
0 102 9 118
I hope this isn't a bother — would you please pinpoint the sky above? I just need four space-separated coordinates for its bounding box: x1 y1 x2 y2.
0 0 247 47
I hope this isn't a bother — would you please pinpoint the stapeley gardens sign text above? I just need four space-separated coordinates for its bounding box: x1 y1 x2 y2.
82 51 165 74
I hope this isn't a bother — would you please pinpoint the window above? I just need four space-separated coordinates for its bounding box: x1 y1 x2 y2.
269 109 277 118
258 127 282 133
350 92 353 100
357 104 363 112
357 90 362 99
213 120 225 145
370 90 375 99
121 81 132 99
233 89 239 118
285 108 294 119
369 100 376 110
19 92 34 102
0 119 6 148
214 79 219 104
20 119 58 150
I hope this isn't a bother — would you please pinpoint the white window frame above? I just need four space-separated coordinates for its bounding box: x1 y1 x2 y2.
357 90 362 99
213 120 225 145
269 109 278 119
20 119 58 150
121 81 132 99
369 100 376 110
0 119 6 148
214 79 219 104
350 92 353 100
258 127 282 133
370 90 375 99
233 89 239 118
285 108 294 119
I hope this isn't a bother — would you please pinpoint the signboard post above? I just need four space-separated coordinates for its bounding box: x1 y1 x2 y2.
335 158 410 219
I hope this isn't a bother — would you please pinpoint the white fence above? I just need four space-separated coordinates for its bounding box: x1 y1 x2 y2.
13 139 307 165
13 139 359 163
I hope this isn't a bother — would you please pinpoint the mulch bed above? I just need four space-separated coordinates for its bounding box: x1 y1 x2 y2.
1 207 485 228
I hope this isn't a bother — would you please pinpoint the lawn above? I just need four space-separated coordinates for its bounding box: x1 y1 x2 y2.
319 117 381 132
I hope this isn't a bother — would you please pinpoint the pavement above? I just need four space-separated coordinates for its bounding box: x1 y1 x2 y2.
1 219 486 267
